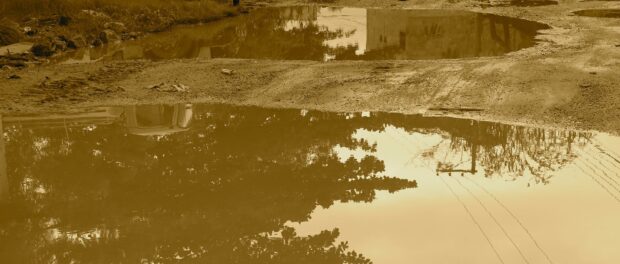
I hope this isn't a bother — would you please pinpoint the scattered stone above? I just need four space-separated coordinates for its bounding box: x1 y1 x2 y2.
147 83 165 90
58 16 71 26
148 82 190 92
221 69 234 75
81 10 111 19
579 82 592 88
91 37 103 47
0 53 30 68
38 17 58 26
172 84 190 92
53 38 68 51
23 26 36 36
99 29 120 44
104 22 127 33
31 42 54 57
0 42 34 56
0 20 22 46
70 35 87 48
7 74 20 80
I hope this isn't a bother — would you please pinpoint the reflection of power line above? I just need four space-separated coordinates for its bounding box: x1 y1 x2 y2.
463 176 554 264
581 158 620 193
580 147 620 180
438 176 506 264
592 144 620 170
573 161 620 203
453 177 530 264
382 127 505 263
592 139 620 162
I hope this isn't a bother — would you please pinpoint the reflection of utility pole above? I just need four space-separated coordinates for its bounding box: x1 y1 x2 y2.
0 114 8 202
437 121 479 175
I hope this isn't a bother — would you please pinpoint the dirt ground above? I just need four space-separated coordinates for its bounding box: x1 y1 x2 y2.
1 0 620 134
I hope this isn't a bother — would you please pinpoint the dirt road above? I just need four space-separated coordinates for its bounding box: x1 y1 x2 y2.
1 0 619 133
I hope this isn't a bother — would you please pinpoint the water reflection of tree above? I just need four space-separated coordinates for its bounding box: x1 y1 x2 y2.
87 6 352 61
444 124 589 184
361 113 590 184
210 7 349 60
0 105 414 263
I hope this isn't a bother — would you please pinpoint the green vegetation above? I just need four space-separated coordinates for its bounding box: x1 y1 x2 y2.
0 0 233 20
0 0 237 59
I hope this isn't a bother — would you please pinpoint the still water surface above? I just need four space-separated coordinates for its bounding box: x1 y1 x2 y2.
1 104 619 263
63 7 550 62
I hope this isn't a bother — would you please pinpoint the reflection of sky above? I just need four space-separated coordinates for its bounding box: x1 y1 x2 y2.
292 125 620 264
317 8 367 56
284 7 368 58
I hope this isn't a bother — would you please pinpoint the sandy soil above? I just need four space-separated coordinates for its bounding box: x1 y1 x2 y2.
1 0 619 133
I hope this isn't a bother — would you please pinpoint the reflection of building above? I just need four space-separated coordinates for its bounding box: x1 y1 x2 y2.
1 104 193 136
365 9 544 59
123 104 193 136
0 104 193 200
0 114 7 202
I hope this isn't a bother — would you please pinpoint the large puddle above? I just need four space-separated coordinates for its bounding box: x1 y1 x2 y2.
1 104 620 263
62 7 549 62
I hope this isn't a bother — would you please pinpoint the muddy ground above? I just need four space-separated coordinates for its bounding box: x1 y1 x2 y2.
1 0 619 134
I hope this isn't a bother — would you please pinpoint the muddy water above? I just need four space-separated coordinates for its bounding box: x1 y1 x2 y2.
63 7 549 63
481 0 558 7
1 104 619 263
573 9 620 18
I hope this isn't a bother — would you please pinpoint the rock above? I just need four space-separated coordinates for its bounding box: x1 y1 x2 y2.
99 29 119 44
104 22 127 33
171 84 190 92
23 26 37 36
69 35 87 49
31 42 54 57
0 19 22 46
7 74 20 80
0 56 27 68
147 83 165 90
148 82 190 92
38 17 58 26
91 37 103 47
58 16 71 26
52 38 68 51
0 42 34 56
81 10 111 19
221 69 234 75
